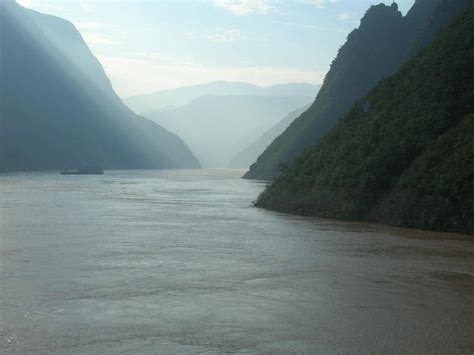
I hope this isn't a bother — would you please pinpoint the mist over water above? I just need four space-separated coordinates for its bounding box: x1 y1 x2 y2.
0 170 473 353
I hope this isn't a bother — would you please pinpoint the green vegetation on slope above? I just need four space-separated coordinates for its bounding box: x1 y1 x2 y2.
245 0 471 180
256 5 474 235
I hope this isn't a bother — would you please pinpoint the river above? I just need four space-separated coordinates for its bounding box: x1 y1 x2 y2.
0 170 473 353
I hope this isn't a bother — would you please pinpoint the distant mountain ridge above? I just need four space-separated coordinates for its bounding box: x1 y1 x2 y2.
144 94 313 168
229 105 310 169
256 3 474 234
0 2 200 171
125 81 319 114
245 0 472 180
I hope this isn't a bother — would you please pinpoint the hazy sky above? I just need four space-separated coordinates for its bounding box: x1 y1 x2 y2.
18 0 416 98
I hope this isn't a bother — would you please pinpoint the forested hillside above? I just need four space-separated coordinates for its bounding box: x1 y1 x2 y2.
245 0 471 180
256 5 474 235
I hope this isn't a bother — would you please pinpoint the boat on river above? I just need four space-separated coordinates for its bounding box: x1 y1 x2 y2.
60 166 103 175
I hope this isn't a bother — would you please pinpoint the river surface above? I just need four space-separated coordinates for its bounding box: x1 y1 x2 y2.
0 170 473 354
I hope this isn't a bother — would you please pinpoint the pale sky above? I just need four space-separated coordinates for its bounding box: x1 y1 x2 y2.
17 0 416 98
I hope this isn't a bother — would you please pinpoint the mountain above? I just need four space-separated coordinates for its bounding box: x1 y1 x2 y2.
229 105 310 169
0 1 200 171
124 81 319 114
244 0 471 180
256 4 474 235
407 0 473 54
26 8 114 96
144 95 313 168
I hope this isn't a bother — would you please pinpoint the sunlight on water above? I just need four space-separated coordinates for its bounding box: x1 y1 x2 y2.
0 170 473 353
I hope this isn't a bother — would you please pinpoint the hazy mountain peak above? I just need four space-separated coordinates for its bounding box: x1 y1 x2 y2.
125 81 319 114
0 3 200 171
142 93 316 168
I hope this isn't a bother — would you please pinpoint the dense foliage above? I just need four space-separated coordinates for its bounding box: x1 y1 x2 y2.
256 5 474 235
0 2 200 171
245 0 471 180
